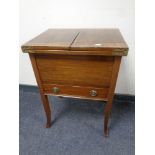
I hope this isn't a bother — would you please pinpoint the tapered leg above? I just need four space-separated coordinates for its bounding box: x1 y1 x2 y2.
104 99 113 137
103 56 122 137
40 94 51 128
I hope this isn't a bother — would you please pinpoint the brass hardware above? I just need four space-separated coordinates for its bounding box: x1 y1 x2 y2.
52 87 60 93
113 49 124 52
22 46 32 52
112 49 128 56
90 90 97 97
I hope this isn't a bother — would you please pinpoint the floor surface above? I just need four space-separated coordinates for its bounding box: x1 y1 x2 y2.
19 86 135 155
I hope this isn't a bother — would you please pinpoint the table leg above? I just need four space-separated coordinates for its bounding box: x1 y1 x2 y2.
29 53 52 128
40 94 51 128
104 99 113 136
103 56 121 136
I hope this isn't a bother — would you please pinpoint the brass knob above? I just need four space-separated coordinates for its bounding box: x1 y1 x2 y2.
52 87 60 93
90 90 97 97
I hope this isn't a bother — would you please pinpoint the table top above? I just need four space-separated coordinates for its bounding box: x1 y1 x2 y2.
22 29 128 56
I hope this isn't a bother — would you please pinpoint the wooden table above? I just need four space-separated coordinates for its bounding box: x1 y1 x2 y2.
22 29 128 136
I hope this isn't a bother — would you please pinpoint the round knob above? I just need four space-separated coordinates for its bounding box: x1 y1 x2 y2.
90 90 97 97
52 87 60 93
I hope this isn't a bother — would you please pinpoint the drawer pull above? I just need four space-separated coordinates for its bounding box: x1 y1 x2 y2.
52 87 60 93
90 90 97 97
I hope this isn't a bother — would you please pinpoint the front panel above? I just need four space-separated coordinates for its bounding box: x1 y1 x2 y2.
35 54 114 88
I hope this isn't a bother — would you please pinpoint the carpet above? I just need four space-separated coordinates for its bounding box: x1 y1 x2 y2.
19 85 135 155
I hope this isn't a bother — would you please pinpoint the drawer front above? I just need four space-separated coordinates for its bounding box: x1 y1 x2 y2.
36 54 114 88
43 84 109 101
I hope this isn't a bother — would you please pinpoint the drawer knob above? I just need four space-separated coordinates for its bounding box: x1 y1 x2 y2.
52 87 60 93
90 90 97 97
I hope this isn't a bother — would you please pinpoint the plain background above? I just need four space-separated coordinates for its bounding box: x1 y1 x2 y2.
1 0 155 155
19 0 135 95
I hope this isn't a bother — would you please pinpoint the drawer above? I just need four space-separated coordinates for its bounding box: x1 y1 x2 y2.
36 54 114 88
43 84 109 101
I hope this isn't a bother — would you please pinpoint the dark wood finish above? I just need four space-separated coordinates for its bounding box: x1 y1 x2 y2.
104 56 121 136
23 49 127 56
35 54 114 88
22 29 79 51
21 29 128 137
29 53 52 128
22 29 128 56
71 29 128 51
43 84 109 101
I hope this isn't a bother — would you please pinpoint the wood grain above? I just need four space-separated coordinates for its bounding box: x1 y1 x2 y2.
71 29 128 51
21 29 129 137
43 84 109 101
104 56 122 136
29 53 52 128
35 54 114 87
22 29 79 51
21 29 128 56
25 49 128 56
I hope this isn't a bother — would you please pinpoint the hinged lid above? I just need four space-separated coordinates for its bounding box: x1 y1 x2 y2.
21 29 128 56
22 29 79 51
